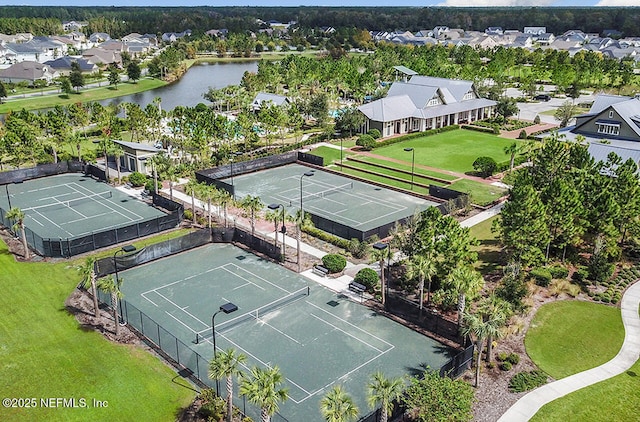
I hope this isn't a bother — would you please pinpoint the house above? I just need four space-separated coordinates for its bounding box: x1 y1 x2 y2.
88 32 111 46
571 94 640 143
357 73 496 138
485 27 504 36
44 56 98 75
162 30 192 43
82 48 122 67
0 61 58 85
251 92 289 112
62 21 87 32
524 26 547 36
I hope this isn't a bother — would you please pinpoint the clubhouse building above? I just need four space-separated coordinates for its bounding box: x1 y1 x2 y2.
357 74 497 138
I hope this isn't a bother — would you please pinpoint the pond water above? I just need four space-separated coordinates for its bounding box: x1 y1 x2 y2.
99 61 258 111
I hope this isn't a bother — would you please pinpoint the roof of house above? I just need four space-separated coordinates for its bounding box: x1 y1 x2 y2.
253 92 289 107
393 65 418 76
574 94 640 140
588 142 640 167
0 61 56 80
44 56 96 71
112 140 162 152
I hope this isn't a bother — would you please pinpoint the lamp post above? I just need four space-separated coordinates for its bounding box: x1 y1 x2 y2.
373 242 388 309
340 137 343 169
212 302 238 395
298 171 314 273
268 203 286 260
404 147 415 190
113 245 136 325
229 152 241 200
138 156 157 194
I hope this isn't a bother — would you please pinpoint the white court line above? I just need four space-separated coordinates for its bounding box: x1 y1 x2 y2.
67 182 143 221
139 264 228 296
220 266 266 291
142 293 158 307
258 318 302 345
165 310 200 334
309 313 383 353
28 209 74 236
153 290 209 329
222 263 289 293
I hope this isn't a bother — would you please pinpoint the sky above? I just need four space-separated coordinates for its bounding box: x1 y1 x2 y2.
2 1 639 7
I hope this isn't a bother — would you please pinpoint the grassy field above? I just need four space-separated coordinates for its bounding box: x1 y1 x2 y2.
468 215 502 275
0 78 166 114
448 179 507 206
0 236 195 421
309 145 352 166
525 301 624 379
373 130 522 174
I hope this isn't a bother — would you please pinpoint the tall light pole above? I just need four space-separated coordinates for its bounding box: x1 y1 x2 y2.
4 180 23 210
298 171 314 272
268 203 285 260
212 302 238 395
404 147 415 190
138 156 157 194
113 244 136 325
340 137 343 169
373 242 388 309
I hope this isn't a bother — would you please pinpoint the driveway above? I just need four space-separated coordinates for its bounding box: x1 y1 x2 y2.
505 87 598 125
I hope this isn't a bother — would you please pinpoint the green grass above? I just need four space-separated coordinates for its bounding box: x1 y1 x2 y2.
525 301 624 379
0 78 167 114
530 359 640 422
0 239 195 421
373 129 522 174
309 145 351 166
469 215 501 275
448 179 507 206
340 159 447 187
357 156 457 181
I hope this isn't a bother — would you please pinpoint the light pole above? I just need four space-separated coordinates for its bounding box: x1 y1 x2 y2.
113 245 136 325
373 242 388 309
229 152 241 200
4 180 23 210
298 171 314 272
268 203 285 260
212 302 238 395
340 137 343 169
404 147 415 190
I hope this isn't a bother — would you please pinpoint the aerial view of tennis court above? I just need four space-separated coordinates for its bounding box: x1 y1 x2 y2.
224 163 439 234
0 173 168 240
119 243 453 421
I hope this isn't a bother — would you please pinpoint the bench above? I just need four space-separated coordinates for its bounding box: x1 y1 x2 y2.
348 281 366 294
312 265 329 277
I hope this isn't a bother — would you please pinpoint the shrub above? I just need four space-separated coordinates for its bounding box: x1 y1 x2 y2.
549 265 569 279
472 156 498 177
508 370 548 393
354 268 379 293
530 267 552 287
497 352 508 362
128 171 147 187
572 266 589 284
533 115 541 124
518 129 528 139
144 178 155 193
347 238 369 259
322 254 347 273
499 361 512 371
356 134 376 151
506 353 520 365
367 128 381 139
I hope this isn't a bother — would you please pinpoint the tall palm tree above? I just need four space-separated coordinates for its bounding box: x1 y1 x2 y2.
367 372 404 422
215 189 233 228
78 256 99 317
239 366 289 422
478 294 511 363
320 385 359 422
209 348 247 422
239 195 264 237
447 265 485 328
503 142 520 172
184 178 200 224
110 144 124 184
6 207 29 259
461 312 492 387
405 254 437 310
97 274 123 336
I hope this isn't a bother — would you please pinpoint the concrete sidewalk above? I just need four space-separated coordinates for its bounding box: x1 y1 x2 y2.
460 201 505 228
498 280 640 421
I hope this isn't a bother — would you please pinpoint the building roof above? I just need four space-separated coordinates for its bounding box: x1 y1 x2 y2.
112 140 162 153
253 92 289 107
0 61 55 80
393 65 418 76
44 56 96 72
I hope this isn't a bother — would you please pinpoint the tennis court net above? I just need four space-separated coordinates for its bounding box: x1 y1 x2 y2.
215 286 310 334
299 182 353 202
23 191 113 212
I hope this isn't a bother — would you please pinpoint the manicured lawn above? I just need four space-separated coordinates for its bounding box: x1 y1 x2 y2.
0 239 195 421
0 78 167 114
373 130 522 174
357 156 457 181
530 359 640 422
309 145 351 166
448 179 507 206
525 301 624 379
468 215 502 275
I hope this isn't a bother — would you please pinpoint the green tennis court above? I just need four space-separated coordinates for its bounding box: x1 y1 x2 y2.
120 243 453 421
224 163 438 234
0 173 167 239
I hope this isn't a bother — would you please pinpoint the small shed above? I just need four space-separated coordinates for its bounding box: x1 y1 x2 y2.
112 140 163 175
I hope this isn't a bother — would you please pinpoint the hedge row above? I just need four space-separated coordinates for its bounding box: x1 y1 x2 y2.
302 224 350 249
372 125 460 149
460 124 499 134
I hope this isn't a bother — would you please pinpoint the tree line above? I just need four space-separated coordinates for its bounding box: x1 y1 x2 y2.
1 6 640 38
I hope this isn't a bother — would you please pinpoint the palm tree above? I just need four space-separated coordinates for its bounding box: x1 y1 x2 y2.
215 189 233 228
209 348 247 422
503 142 520 172
239 366 289 422
78 256 99 317
265 209 283 248
6 207 29 259
461 312 492 387
447 265 485 328
184 178 200 224
239 195 264 237
405 254 437 310
110 144 124 184
367 372 404 422
320 385 359 422
97 274 123 336
478 294 511 363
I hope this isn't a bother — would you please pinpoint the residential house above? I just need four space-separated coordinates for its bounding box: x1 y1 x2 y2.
485 27 504 36
570 94 640 143
62 21 87 32
251 92 289 112
357 73 496 138
0 61 58 85
44 56 98 75
88 33 111 46
82 48 122 67
162 30 192 43
524 26 547 36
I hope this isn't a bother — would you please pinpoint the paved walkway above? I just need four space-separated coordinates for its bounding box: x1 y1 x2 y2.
498 280 640 421
460 201 505 228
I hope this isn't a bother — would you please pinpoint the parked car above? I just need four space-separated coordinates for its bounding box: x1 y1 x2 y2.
534 94 551 102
